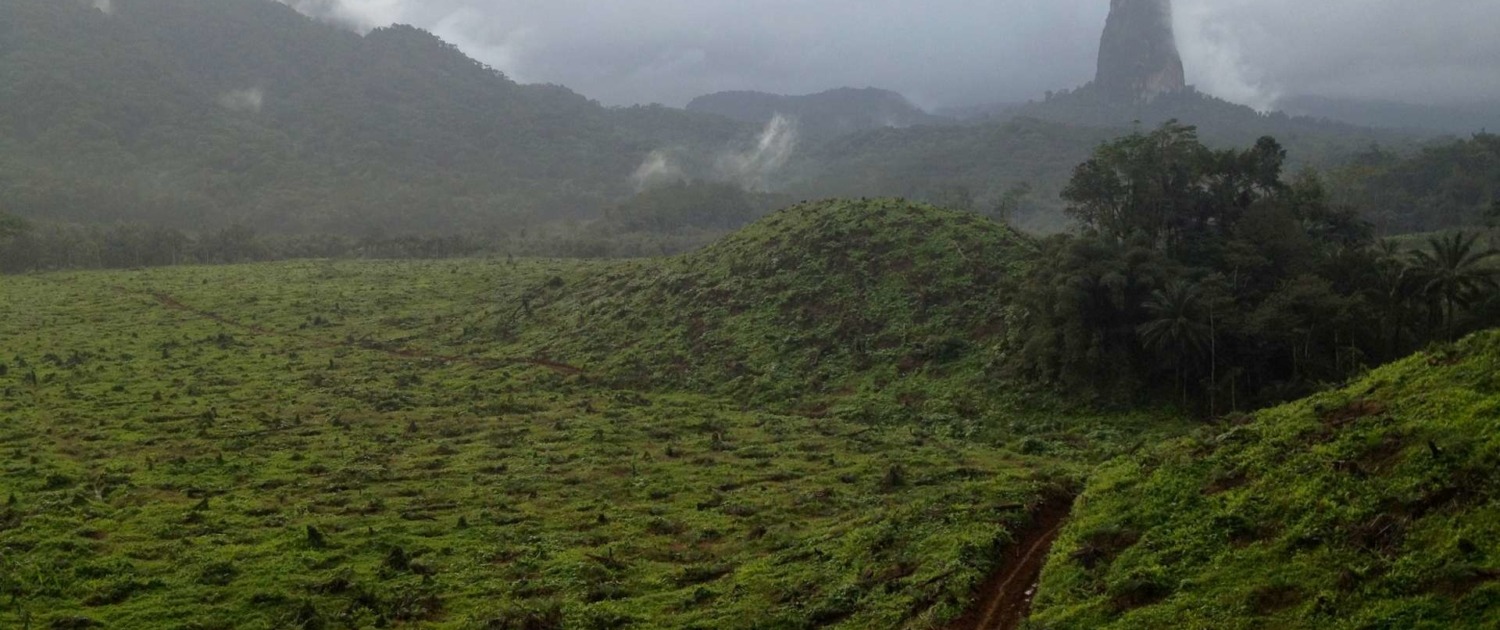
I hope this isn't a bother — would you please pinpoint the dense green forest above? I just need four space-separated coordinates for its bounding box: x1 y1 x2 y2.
1013 124 1499 412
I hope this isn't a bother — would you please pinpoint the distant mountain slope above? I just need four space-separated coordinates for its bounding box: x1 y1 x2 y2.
1329 133 1500 233
0 0 745 233
1280 96 1500 136
788 89 1420 232
687 88 947 142
1030 330 1500 628
788 118 1119 232
0 0 1447 241
1007 87 1411 164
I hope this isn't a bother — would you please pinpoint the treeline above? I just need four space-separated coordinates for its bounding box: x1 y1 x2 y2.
1013 123 1500 413
0 182 786 272
0 217 494 273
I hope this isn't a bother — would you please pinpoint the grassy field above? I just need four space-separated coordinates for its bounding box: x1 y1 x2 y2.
0 201 1189 628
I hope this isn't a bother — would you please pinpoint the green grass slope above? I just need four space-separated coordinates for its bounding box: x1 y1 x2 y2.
0 255 1079 629
495 199 1035 411
1029 331 1500 629
0 202 1189 628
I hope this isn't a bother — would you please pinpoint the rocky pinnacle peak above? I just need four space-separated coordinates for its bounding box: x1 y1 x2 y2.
1096 0 1186 101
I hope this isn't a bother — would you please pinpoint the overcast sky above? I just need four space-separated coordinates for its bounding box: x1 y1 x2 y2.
284 0 1500 111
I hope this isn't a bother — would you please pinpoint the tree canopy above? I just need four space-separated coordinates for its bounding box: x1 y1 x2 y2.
1015 122 1500 412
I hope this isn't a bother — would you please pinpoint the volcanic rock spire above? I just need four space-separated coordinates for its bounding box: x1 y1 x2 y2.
1095 0 1186 101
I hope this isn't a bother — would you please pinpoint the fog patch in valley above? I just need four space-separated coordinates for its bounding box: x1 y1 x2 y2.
715 114 798 192
631 149 687 192
631 114 799 194
218 88 266 113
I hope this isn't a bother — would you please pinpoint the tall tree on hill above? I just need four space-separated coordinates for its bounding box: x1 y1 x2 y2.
1409 232 1500 340
1137 280 1212 407
1063 121 1207 247
1062 122 1290 261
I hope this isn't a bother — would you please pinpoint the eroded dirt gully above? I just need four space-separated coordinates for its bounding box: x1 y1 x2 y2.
947 492 1078 630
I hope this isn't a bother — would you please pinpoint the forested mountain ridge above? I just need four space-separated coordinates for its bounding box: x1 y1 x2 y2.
0 0 747 233
1281 95 1500 136
787 87 1423 233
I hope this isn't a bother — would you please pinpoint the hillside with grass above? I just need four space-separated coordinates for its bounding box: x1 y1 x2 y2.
0 263 1053 630
490 199 1036 407
1029 330 1500 629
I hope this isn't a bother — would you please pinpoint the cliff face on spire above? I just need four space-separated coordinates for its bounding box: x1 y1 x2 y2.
1095 0 1185 101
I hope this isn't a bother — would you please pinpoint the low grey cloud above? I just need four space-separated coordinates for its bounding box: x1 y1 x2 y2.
284 0 1500 110
1175 0 1500 110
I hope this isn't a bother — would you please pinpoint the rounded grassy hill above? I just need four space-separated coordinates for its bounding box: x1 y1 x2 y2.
504 198 1037 409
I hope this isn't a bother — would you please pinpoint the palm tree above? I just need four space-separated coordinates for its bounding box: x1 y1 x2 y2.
1368 240 1426 356
1138 281 1213 407
1409 232 1500 340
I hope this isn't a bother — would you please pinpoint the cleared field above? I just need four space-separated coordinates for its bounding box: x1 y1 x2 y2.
0 260 1076 629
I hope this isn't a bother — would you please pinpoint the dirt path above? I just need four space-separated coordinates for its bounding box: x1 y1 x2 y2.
946 494 1076 630
116 285 585 376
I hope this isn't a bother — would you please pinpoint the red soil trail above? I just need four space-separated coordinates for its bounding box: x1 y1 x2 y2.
112 285 585 376
947 494 1077 630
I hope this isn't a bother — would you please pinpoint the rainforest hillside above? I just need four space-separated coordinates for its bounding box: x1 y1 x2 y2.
0 0 746 233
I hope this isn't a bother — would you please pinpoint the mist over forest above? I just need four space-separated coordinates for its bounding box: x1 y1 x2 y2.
2 1 1498 629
